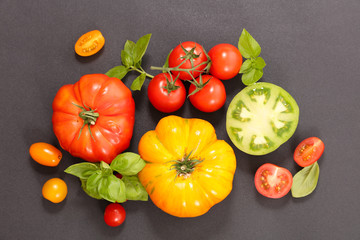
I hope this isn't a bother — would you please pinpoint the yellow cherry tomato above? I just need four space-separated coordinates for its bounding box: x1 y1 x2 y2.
29 142 62 167
138 115 237 218
75 30 105 57
42 178 68 203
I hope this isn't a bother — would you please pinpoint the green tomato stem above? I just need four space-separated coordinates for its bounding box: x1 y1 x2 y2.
130 66 154 79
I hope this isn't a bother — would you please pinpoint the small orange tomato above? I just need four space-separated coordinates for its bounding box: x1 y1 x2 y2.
75 30 105 57
42 178 68 203
29 142 62 167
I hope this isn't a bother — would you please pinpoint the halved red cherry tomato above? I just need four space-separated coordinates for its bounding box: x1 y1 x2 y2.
254 163 293 199
294 137 324 167
75 30 105 57
104 203 126 227
29 142 62 167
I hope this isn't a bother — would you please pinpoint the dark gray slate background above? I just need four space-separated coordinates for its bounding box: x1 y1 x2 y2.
1 0 359 239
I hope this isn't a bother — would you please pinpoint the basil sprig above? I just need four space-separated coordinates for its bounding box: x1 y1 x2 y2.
238 29 266 85
105 34 154 91
291 162 320 198
65 152 148 203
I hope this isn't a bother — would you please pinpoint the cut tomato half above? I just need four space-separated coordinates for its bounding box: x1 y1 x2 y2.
226 82 299 155
254 163 293 199
293 137 324 167
75 30 105 57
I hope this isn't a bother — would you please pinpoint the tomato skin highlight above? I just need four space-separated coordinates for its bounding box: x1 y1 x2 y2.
75 30 105 57
189 75 226 112
42 178 68 203
294 137 324 167
104 203 126 227
29 142 62 167
208 43 243 80
147 73 186 113
168 41 208 80
254 163 293 199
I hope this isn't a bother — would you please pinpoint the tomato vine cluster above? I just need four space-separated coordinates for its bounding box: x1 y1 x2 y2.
148 41 243 113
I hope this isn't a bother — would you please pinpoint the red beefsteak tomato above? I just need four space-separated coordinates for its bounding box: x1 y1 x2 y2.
52 74 135 164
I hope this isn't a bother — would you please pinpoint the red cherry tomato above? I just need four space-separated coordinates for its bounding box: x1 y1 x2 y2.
168 41 208 80
188 75 226 112
104 203 126 227
294 137 325 167
208 43 243 80
147 73 186 113
254 163 293 199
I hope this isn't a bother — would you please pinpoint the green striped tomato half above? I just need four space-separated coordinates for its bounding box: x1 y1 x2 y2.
226 82 299 155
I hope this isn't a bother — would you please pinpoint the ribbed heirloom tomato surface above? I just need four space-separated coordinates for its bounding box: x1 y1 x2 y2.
138 116 236 218
52 74 135 164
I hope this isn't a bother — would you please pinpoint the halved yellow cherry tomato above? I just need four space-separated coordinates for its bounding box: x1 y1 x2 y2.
42 178 68 203
75 30 105 57
29 142 62 167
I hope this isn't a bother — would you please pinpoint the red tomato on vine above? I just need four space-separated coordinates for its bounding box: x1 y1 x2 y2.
168 41 209 80
188 75 226 112
147 73 186 113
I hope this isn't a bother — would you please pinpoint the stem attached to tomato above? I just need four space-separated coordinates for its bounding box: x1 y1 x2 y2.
73 103 99 140
169 151 203 179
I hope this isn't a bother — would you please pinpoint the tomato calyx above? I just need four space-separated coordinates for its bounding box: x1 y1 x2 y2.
162 74 181 95
150 45 211 80
187 74 211 97
73 103 99 140
169 151 202 178
179 44 201 62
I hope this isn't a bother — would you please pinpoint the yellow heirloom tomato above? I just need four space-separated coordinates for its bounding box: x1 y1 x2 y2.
138 115 236 218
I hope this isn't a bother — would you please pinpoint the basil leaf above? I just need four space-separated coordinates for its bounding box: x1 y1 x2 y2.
253 57 266 70
98 175 126 203
81 179 102 199
85 172 104 198
110 152 146 176
100 161 113 176
135 59 142 69
133 33 152 64
124 40 136 55
238 29 261 59
291 162 320 198
130 73 146 91
162 49 173 73
105 65 128 80
122 176 148 201
64 162 100 180
239 59 252 74
121 50 133 67
242 68 263 85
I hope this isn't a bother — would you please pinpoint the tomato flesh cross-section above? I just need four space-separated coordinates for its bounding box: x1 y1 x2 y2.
254 163 293 198
226 82 299 155
293 137 324 167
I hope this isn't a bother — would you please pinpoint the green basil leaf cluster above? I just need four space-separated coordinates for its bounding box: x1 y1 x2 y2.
105 34 153 91
64 152 148 203
238 29 266 85
291 162 320 198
